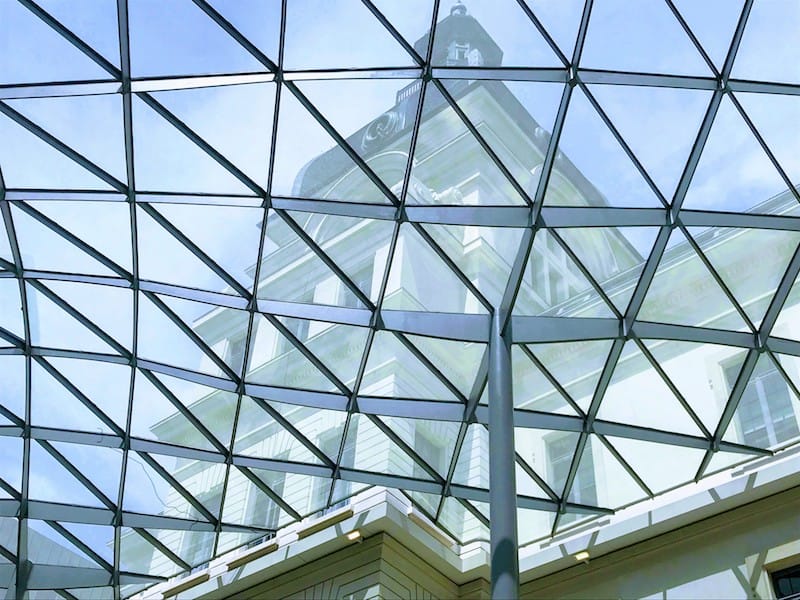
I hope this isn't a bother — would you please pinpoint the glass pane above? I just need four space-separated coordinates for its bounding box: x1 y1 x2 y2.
581 0 710 75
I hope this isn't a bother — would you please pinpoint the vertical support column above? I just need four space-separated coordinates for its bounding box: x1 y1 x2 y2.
488 310 519 599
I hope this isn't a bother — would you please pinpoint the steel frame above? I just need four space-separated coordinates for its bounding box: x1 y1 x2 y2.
1 0 799 597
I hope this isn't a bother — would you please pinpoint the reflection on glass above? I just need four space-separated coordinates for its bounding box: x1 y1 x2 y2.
4 0 800 593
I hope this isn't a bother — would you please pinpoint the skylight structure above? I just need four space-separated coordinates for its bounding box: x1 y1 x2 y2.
1 0 800 598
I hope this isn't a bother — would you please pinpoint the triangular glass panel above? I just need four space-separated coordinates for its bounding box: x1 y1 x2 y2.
11 204 117 276
688 227 800 327
377 415 459 478
523 0 584 58
47 357 131 430
130 370 217 452
156 373 238 448
132 95 254 195
0 0 110 84
721 353 800 450
26 282 119 355
405 334 484 399
642 339 747 434
283 0 417 69
26 200 132 273
597 341 703 436
259 210 365 307
136 205 234 293
424 223 524 309
276 315 368 387
682 96 790 213
587 85 710 199
0 115 115 190
342 413 435 480
27 519 106 568
528 340 614 413
513 346 578 415
128 0 268 77
731 1 800 84
556 227 658 314
361 331 459 400
50 441 122 504
637 227 750 331
151 83 276 187
44 281 133 351
581 0 711 75
36 0 121 67
234 395 322 464
221 466 294 530
409 83 528 206
566 435 647 509
452 423 489 489
544 88 664 208
514 229 616 318
382 223 488 314
207 0 281 63
28 442 105 507
60 522 115 566
119 527 183 578
607 436 705 494
430 0 561 67
136 292 227 377
672 0 741 71
271 89 395 204
289 210 394 304
158 294 249 376
736 91 800 186
440 79 564 192
0 280 24 339
517 427 580 496
7 95 126 185
295 78 417 192
246 313 340 392
0 356 26 420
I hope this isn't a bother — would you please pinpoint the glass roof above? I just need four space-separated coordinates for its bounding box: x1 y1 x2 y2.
1 0 800 596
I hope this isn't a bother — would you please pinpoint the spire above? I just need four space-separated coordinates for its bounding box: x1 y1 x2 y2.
413 2 503 67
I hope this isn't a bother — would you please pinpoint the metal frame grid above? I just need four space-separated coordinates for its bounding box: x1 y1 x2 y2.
1 0 800 596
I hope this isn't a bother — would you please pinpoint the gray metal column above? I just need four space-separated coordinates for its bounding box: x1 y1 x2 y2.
488 310 519 599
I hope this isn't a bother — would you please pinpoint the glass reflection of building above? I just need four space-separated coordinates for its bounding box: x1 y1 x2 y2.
134 3 800 579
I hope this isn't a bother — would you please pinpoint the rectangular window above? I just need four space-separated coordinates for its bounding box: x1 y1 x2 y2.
772 563 800 599
723 359 799 448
